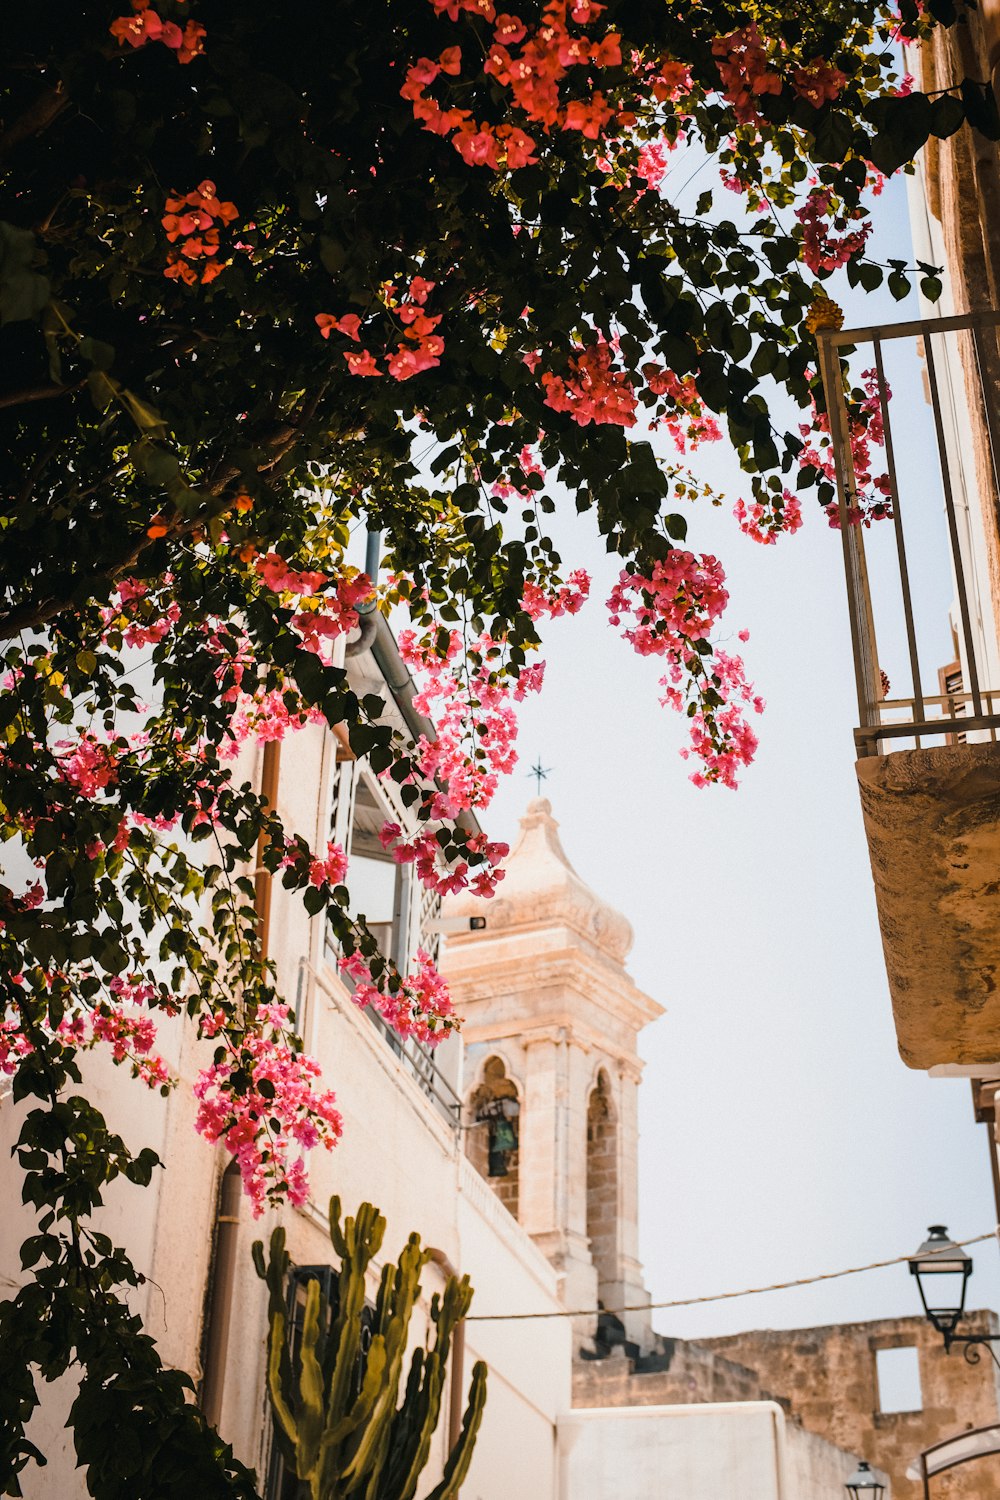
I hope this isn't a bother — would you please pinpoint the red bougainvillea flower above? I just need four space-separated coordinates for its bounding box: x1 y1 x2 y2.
110 0 205 62
162 181 238 286
316 312 362 341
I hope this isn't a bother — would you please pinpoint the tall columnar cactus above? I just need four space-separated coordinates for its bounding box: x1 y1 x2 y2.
252 1199 488 1500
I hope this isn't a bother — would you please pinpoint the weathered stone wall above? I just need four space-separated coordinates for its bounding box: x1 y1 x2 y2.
586 1074 617 1298
572 1337 785 1411
917 17 1000 661
701 1313 1000 1500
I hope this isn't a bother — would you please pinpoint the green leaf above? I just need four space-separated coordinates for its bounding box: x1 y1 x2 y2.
79 336 116 372
929 92 966 140
812 110 855 164
865 92 933 175
87 370 120 414
961 79 1000 141
120 388 169 437
303 886 327 915
888 268 910 301
0 221 50 325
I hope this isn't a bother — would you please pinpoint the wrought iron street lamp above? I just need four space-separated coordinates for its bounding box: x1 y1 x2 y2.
845 1460 885 1498
908 1224 999 1365
908 1226 972 1346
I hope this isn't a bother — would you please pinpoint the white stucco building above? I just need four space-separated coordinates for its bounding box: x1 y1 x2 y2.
0 616 877 1498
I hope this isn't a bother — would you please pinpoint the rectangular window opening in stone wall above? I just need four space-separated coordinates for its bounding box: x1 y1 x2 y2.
874 1344 923 1415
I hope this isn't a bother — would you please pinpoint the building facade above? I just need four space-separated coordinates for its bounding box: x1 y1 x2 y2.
1 624 882 1499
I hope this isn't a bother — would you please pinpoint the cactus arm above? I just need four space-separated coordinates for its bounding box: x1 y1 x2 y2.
265 1307 300 1452
390 1354 445 1500
315 1335 388 1480
424 1361 488 1500
293 1276 327 1484
341 1240 427 1494
341 1242 428 1476
324 1199 388 1436
257 1227 300 1462
374 1349 427 1500
258 1202 486 1500
327 1196 347 1260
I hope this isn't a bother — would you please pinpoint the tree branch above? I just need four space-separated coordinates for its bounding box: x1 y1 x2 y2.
0 389 333 640
0 381 82 411
0 83 69 162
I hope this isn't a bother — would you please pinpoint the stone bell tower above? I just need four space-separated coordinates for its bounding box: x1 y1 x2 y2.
442 799 663 1351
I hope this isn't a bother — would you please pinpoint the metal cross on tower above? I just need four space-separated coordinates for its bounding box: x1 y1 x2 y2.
528 758 552 796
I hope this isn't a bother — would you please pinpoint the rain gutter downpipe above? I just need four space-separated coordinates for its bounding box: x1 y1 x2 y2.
201 1160 243 1428
202 734 281 1425
368 611 482 842
345 530 382 658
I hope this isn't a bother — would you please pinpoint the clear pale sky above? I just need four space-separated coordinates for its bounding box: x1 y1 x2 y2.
481 168 1000 1344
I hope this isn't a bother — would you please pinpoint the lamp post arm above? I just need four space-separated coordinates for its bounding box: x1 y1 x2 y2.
941 1330 1000 1372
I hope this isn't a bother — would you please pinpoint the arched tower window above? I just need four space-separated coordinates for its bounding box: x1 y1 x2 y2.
466 1056 520 1220
586 1070 618 1299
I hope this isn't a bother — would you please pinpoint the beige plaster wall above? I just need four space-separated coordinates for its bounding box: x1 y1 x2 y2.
0 725 571 1500
558 1402 878 1500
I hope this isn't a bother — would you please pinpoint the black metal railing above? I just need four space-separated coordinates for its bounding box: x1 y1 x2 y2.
816 309 1000 756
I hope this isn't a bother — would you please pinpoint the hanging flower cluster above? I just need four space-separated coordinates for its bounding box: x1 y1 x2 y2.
162 181 239 287
795 187 873 275
201 582 369 758
101 576 181 650
341 948 457 1046
734 490 804 545
541 339 637 427
634 140 672 192
316 277 444 380
0 976 171 1089
193 1002 343 1217
220 685 326 756
403 0 621 169
712 24 847 122
396 627 529 815
522 568 591 619
109 0 205 62
279 836 349 890
642 363 723 451
711 25 783 123
792 56 849 108
254 552 373 659
54 732 120 797
676 648 763 790
798 366 892 526
377 818 511 899
490 443 546 500
394 569 588 824
607 553 763 787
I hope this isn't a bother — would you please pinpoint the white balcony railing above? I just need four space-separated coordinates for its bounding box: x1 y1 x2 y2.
816 309 1000 757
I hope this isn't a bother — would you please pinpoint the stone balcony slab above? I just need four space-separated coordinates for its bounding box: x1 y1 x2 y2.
857 741 1000 1069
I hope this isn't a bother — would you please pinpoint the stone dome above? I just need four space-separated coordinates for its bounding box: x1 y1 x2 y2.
446 798 634 962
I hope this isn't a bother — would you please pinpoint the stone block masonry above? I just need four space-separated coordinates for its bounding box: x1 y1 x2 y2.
574 1312 1000 1500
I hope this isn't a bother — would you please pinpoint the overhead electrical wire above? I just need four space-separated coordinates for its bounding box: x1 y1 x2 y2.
465 1229 998 1322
